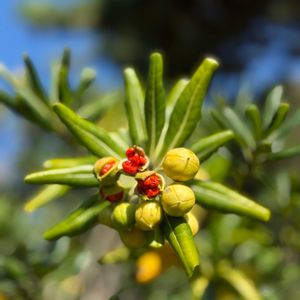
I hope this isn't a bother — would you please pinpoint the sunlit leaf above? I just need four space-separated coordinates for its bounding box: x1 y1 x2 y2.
193 181 270 221
43 156 97 169
53 103 124 158
145 53 166 155
25 165 98 187
162 215 200 278
155 58 219 161
124 68 147 146
23 54 48 103
245 104 262 140
44 198 109 240
190 130 234 162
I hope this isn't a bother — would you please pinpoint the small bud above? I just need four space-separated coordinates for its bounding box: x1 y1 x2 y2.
100 185 124 203
94 157 119 185
122 146 149 175
135 201 162 231
135 171 165 200
111 202 136 230
161 184 195 217
162 148 200 181
120 226 147 248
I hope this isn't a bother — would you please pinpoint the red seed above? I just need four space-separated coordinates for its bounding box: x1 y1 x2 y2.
126 147 135 158
106 191 124 202
122 161 139 175
146 187 160 198
100 161 116 176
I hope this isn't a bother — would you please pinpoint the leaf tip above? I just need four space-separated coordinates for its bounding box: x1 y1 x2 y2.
203 57 219 70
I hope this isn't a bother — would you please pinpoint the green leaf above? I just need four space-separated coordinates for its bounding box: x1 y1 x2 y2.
265 102 289 138
155 58 219 161
25 165 98 187
166 78 189 112
109 131 130 152
222 107 256 149
24 184 70 212
263 85 283 128
77 92 120 121
218 262 262 300
245 104 262 140
75 67 96 98
17 88 54 130
53 103 124 158
0 91 18 111
162 215 200 278
23 54 48 103
193 181 270 221
145 53 166 154
267 145 300 161
190 130 234 162
43 156 97 169
273 107 300 139
191 276 209 300
124 68 147 146
58 48 73 104
43 198 109 240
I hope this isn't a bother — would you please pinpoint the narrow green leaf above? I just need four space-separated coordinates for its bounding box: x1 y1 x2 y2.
193 181 270 221
218 263 262 300
145 53 165 154
25 165 98 187
23 54 48 103
166 78 189 112
24 185 69 212
124 68 147 146
245 104 262 140
75 67 96 97
273 107 300 139
190 130 234 162
210 109 228 130
162 215 200 278
53 103 124 158
263 85 283 128
17 88 54 130
58 48 72 104
265 103 289 138
0 91 18 111
49 62 60 103
267 145 300 161
43 156 97 169
222 107 256 149
44 198 109 240
156 58 219 160
77 92 120 121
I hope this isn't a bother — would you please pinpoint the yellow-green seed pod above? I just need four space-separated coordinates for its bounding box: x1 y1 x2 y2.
184 212 199 236
120 226 147 249
162 148 200 181
111 202 136 230
161 184 195 217
135 201 162 231
94 157 119 185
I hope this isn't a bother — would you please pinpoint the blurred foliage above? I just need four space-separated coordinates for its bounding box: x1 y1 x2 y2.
21 0 300 77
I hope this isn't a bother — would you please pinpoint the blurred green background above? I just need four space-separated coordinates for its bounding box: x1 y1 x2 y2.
1 1 300 299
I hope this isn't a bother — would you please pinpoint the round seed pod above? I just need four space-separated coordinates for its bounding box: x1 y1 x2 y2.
135 201 162 231
184 212 199 236
94 157 119 185
120 226 147 249
111 202 136 230
161 184 195 217
162 148 200 181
